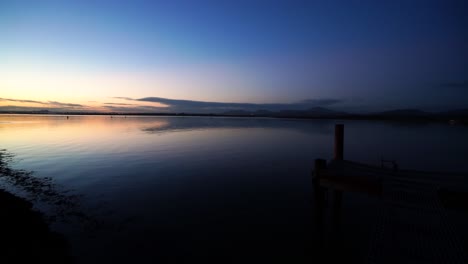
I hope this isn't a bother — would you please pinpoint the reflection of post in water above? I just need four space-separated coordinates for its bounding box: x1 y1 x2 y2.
312 158 327 242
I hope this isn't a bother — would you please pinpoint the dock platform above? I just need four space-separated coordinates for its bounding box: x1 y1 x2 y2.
313 124 467 263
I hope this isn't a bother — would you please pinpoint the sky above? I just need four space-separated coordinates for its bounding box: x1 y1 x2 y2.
0 0 467 113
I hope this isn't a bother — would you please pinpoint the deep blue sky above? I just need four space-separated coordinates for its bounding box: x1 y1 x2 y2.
1 0 467 112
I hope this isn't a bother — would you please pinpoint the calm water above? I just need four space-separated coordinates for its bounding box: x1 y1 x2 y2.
1 115 468 263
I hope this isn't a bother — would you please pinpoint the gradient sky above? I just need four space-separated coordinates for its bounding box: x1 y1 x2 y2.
1 0 467 113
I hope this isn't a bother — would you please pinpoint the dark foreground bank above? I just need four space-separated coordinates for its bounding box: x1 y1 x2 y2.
0 189 72 263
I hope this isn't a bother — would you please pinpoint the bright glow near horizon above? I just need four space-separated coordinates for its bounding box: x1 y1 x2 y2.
0 60 269 110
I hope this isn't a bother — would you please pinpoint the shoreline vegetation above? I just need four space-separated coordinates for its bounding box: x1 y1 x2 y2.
0 150 89 223
0 149 93 263
1 109 468 124
0 149 72 262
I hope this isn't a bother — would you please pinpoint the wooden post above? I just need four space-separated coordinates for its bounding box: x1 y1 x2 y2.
334 124 344 161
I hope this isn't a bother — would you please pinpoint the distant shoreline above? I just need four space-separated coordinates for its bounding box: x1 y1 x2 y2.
1 111 467 124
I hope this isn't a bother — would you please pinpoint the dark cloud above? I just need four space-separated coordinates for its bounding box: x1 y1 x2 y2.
111 97 135 100
104 102 136 106
137 97 259 109
0 97 86 112
48 101 83 107
0 97 84 108
132 97 344 113
102 105 168 113
0 106 48 111
0 97 45 104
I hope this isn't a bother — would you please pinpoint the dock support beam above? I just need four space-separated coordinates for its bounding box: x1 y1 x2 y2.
334 124 344 161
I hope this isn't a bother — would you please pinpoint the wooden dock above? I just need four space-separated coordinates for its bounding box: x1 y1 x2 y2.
313 124 467 263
